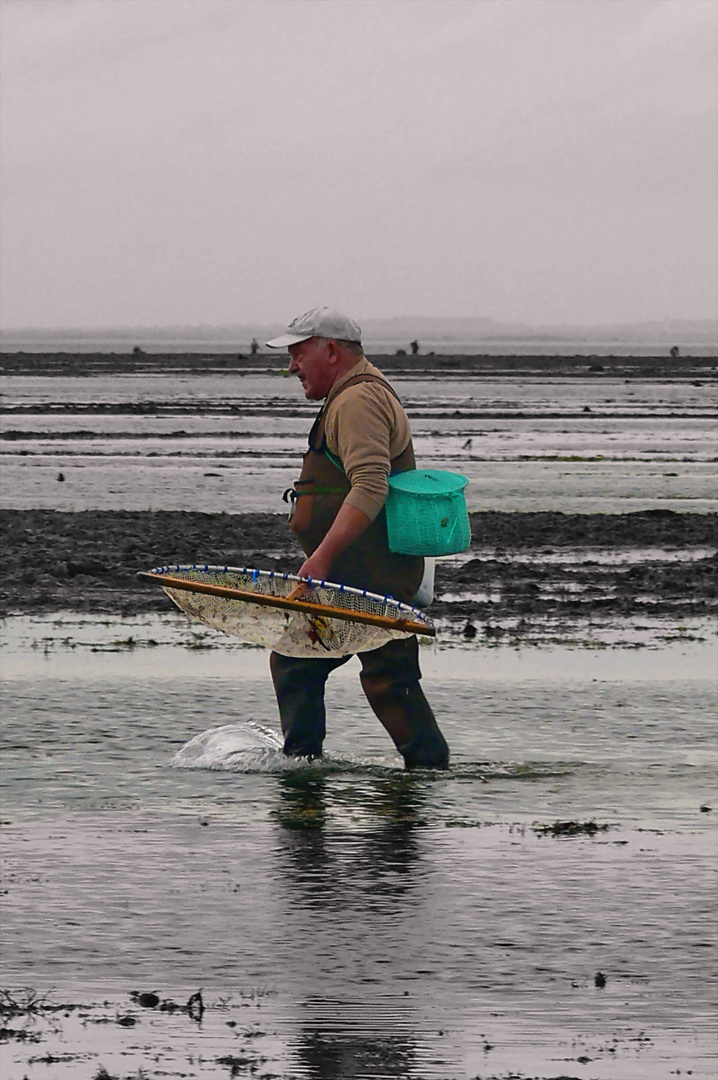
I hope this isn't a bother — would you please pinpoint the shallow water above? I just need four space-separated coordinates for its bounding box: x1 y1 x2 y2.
1 614 716 1078
2 615 717 831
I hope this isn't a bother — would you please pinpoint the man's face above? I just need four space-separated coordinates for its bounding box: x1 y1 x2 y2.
287 338 337 400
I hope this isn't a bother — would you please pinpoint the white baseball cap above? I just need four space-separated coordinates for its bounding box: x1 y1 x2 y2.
265 307 362 349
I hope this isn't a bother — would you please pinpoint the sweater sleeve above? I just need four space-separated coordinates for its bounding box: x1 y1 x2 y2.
324 381 409 521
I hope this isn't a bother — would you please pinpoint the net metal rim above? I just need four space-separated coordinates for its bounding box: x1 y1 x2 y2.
145 563 430 624
141 563 435 656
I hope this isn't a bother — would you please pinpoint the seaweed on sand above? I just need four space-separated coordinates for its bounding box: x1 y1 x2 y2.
0 987 53 1017
532 820 610 837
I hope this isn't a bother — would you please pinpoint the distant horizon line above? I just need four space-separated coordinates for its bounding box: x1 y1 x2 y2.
1 314 717 339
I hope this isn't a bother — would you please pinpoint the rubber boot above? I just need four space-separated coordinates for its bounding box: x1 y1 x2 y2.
359 671 449 769
269 652 348 760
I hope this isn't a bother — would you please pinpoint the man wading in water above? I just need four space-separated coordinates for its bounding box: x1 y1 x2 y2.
266 308 449 769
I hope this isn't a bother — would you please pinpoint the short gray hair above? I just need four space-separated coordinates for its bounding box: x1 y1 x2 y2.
333 338 363 358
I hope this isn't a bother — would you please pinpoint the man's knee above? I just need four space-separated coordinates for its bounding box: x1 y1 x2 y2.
359 635 422 685
358 669 395 701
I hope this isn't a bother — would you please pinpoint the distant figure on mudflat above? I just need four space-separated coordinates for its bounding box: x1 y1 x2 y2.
250 338 259 356
410 340 420 355
670 345 680 359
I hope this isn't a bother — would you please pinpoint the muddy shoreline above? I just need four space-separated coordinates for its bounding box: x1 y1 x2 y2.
2 350 716 378
2 509 715 626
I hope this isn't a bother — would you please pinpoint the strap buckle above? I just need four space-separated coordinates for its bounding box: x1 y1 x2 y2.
282 487 297 521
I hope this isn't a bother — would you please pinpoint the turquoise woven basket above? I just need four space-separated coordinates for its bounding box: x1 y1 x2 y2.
386 470 470 556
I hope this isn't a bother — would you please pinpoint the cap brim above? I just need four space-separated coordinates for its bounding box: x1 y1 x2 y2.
264 332 313 349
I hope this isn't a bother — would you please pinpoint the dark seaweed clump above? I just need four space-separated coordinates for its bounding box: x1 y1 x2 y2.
533 820 610 837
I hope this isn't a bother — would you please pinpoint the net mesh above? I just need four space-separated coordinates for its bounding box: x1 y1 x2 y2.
145 565 434 658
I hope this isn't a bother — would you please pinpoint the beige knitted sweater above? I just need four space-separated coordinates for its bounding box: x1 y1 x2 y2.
321 357 412 522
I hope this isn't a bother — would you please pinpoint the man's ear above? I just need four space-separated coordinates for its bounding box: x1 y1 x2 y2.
326 339 340 363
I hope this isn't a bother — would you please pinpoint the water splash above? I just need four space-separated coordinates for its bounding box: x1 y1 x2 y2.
171 720 285 771
171 723 387 775
171 724 580 782
171 722 420 777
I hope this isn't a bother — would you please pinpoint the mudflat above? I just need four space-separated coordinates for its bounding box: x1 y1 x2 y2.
1 349 716 377
1 508 715 636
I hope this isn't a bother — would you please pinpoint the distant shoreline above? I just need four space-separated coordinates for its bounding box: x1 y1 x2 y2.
1 350 716 377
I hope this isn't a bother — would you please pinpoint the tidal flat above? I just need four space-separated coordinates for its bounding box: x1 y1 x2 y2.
1 355 716 1079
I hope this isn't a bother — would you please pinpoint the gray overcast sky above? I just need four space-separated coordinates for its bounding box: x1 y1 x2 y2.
1 0 716 329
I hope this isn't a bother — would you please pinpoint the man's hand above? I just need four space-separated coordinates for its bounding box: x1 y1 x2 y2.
297 550 334 584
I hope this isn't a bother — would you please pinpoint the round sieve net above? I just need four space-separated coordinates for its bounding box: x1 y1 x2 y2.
140 565 435 658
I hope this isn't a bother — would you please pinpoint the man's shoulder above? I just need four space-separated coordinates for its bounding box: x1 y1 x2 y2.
329 374 400 420
329 357 384 391
333 360 396 401
356 358 386 381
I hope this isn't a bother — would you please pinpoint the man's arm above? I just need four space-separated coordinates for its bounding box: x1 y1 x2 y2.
298 379 402 583
297 502 372 582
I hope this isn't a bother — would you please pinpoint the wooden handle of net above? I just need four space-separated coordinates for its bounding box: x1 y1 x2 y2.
137 572 435 638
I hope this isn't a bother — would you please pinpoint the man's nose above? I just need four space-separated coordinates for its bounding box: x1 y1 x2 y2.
288 355 299 372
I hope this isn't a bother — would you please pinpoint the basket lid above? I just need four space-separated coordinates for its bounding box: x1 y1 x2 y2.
388 469 468 495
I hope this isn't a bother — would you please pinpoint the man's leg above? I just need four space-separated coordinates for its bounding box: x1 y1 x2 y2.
358 636 449 769
269 651 348 759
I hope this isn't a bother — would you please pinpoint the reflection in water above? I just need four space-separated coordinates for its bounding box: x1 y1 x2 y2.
273 771 332 830
271 773 432 1078
294 1022 417 1080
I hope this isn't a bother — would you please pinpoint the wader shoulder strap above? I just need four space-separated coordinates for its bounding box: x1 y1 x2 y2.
310 372 404 451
